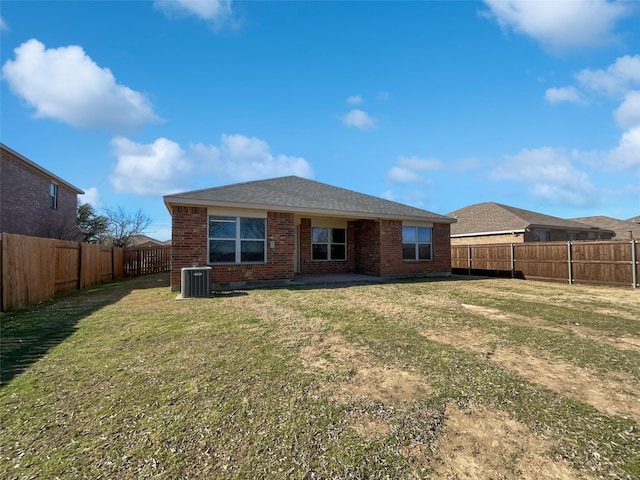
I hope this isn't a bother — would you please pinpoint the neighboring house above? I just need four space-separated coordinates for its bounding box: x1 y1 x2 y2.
1 143 83 240
164 176 455 290
447 202 615 245
571 216 640 240
128 234 171 248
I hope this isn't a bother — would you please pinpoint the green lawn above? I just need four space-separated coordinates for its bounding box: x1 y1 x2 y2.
1 274 638 479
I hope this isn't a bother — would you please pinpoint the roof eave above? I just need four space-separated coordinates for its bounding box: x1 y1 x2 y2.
164 196 456 224
1 143 84 195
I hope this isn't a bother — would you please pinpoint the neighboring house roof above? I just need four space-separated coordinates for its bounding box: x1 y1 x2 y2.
164 176 455 223
128 234 170 247
571 216 640 240
0 143 84 194
447 202 613 237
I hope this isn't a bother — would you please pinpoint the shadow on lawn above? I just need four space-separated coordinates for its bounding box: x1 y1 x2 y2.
0 273 169 388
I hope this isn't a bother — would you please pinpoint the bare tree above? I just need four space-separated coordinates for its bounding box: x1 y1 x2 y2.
103 206 152 248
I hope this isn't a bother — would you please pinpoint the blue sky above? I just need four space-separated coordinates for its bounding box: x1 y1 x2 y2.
1 0 639 241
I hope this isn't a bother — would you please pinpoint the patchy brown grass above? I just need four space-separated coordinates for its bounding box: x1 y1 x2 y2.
431 405 594 480
1 274 638 479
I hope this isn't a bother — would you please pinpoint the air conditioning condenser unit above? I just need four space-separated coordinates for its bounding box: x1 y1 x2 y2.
181 267 212 298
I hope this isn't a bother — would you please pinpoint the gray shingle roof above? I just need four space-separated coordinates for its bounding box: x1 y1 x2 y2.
447 202 610 236
164 176 454 223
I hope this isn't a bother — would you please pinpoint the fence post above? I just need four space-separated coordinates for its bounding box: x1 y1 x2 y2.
510 243 515 278
78 242 84 289
632 240 637 289
567 241 573 285
467 244 472 275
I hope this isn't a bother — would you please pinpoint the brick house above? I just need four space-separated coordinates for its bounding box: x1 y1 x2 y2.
164 176 455 290
571 216 640 240
1 143 84 240
448 202 615 245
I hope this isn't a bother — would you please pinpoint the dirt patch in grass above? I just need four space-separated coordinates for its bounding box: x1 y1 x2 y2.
422 327 640 423
432 404 595 480
460 303 640 353
300 333 434 405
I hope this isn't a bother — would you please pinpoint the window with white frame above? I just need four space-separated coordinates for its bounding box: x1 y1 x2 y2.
312 227 346 261
402 226 432 261
208 216 266 263
50 183 58 209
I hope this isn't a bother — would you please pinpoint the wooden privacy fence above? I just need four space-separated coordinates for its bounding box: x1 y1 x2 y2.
1 233 124 311
123 245 171 276
1 234 171 311
452 240 639 288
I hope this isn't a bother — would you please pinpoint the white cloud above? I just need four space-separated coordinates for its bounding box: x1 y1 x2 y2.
608 126 640 169
0 16 8 32
380 189 429 209
154 0 233 25
342 109 375 130
614 91 640 130
380 190 397 201
545 86 585 104
193 134 314 181
346 95 363 105
387 167 425 184
387 155 443 184
490 147 599 206
545 56 640 176
110 134 314 195
482 0 633 52
397 155 443 172
576 55 640 97
79 187 102 209
1 39 160 132
110 137 192 196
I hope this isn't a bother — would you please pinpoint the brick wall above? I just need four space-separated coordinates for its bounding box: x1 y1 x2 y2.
350 219 452 276
1 150 80 240
352 219 381 275
377 220 452 276
170 205 208 289
453 229 614 245
170 206 452 289
170 208 295 290
452 233 525 245
298 218 357 275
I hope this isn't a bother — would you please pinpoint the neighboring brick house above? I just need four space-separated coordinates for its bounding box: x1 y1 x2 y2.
448 202 615 245
1 143 84 240
164 176 455 290
571 216 640 240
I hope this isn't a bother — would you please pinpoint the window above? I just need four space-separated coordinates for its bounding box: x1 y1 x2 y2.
533 230 551 242
50 183 58 209
402 226 432 261
208 216 266 263
312 227 346 260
